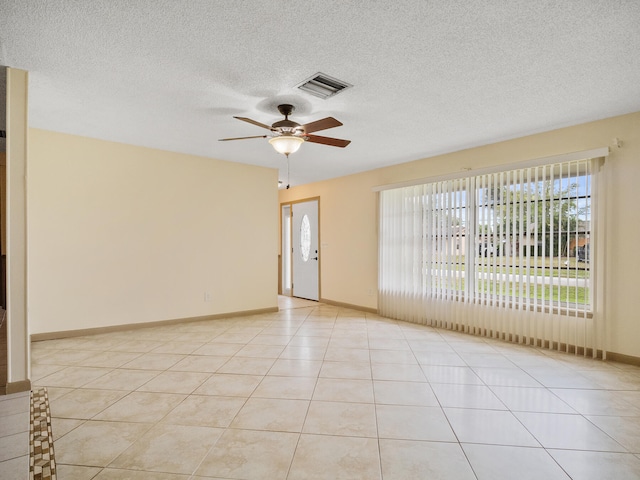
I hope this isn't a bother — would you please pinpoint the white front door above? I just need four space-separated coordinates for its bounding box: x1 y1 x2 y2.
292 199 319 301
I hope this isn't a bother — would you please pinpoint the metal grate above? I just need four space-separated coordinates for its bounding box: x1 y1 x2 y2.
296 73 352 99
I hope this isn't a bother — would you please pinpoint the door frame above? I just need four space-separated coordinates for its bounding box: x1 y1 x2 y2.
280 196 321 300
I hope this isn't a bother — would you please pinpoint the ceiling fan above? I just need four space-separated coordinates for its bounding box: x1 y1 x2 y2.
219 104 350 157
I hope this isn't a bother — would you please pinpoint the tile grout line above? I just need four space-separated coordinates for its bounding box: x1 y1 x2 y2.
283 305 316 480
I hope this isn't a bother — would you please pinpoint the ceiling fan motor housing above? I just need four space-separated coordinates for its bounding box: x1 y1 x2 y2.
273 105 304 135
272 119 303 132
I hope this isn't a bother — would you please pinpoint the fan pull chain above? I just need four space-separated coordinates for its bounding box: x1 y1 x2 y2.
286 156 290 189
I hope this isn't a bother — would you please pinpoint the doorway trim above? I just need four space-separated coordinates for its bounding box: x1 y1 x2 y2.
280 196 321 301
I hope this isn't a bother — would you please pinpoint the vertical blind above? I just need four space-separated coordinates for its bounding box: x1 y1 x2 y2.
379 155 607 356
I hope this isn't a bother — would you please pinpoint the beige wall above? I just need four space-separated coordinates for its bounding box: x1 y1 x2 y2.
28 129 279 335
279 111 640 358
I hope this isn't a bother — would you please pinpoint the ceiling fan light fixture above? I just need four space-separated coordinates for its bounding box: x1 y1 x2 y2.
269 135 304 156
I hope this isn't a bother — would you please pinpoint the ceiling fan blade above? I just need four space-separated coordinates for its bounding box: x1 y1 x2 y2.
218 135 268 141
233 116 272 130
302 117 343 134
305 134 351 148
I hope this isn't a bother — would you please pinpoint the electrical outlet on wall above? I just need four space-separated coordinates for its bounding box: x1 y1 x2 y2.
204 292 212 302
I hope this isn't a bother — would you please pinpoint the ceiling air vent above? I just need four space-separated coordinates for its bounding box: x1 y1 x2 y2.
296 73 352 100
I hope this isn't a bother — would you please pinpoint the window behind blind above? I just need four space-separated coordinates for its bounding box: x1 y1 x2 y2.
379 154 606 356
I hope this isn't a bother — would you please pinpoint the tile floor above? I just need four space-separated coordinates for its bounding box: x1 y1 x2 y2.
4 296 640 479
0 390 30 477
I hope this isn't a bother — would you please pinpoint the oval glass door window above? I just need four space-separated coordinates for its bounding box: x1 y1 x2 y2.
300 214 311 262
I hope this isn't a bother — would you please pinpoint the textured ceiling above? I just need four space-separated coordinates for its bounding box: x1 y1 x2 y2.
1 1 639 186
